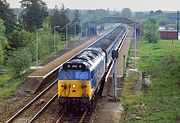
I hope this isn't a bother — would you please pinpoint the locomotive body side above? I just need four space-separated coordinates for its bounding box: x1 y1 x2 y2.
58 48 106 107
57 24 128 110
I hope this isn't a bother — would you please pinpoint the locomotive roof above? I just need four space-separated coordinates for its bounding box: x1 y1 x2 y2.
91 24 127 51
62 47 105 71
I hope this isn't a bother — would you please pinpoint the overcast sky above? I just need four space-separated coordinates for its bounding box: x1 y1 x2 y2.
6 0 180 11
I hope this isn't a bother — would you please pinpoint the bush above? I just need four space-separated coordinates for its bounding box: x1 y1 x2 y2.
143 18 160 43
7 48 32 78
0 18 8 66
0 44 3 65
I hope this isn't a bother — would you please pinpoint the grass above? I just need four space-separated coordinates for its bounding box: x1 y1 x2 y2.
0 74 25 101
122 39 180 122
0 24 119 101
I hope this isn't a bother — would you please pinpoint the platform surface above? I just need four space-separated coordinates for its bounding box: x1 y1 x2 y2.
28 30 111 79
93 30 132 123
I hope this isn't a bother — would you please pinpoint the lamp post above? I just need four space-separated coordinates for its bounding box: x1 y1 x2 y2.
74 22 79 36
53 26 60 54
81 23 83 37
134 26 136 67
65 23 71 42
36 28 43 67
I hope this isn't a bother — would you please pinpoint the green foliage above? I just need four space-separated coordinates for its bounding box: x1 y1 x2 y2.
50 5 61 30
7 28 35 59
70 10 81 35
0 0 15 35
81 9 110 23
0 74 25 100
50 4 70 37
122 8 132 18
148 10 170 26
143 18 160 43
7 30 27 51
123 39 180 122
7 48 32 78
38 19 53 60
0 45 3 65
20 0 48 32
0 19 8 65
59 4 70 26
0 18 8 48
135 12 148 21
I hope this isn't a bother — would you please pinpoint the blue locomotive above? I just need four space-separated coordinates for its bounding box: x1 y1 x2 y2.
58 24 128 110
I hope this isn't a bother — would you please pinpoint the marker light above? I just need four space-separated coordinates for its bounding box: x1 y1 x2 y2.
72 84 76 88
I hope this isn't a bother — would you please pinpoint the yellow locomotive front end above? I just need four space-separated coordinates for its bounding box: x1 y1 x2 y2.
58 80 92 101
57 63 94 110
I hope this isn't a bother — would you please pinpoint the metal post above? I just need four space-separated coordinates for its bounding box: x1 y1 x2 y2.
177 11 179 40
112 50 118 101
53 27 56 53
66 24 68 42
35 28 43 67
113 59 117 99
53 26 60 54
123 55 126 72
74 22 77 36
86 28 88 37
36 30 38 67
81 23 83 37
134 26 136 67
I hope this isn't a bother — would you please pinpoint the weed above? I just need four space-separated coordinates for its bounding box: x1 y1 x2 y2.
122 39 180 122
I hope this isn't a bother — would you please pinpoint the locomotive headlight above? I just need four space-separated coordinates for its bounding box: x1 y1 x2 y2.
72 84 76 88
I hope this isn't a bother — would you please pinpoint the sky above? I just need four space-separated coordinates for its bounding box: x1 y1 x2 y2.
6 0 180 11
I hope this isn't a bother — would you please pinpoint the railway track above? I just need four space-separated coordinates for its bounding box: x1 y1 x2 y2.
54 95 100 123
54 30 128 123
6 80 58 123
5 27 128 123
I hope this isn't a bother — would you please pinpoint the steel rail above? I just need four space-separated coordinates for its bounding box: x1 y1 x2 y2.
55 111 65 123
79 109 88 123
28 94 58 123
5 79 57 123
78 29 129 123
40 29 115 79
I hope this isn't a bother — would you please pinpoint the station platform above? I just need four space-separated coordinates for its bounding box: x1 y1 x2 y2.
102 31 131 97
96 31 131 123
20 30 111 94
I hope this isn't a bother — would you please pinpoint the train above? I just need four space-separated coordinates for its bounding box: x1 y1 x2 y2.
58 24 128 110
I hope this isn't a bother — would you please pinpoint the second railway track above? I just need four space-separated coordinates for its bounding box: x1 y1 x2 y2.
5 26 128 123
6 80 58 123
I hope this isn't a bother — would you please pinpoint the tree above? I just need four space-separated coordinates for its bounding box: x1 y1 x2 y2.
0 19 8 65
7 48 31 78
59 4 70 29
143 18 160 43
121 8 132 18
51 5 61 30
20 0 48 32
71 10 81 35
0 45 3 65
0 0 15 35
7 30 27 52
6 29 35 62
50 4 70 33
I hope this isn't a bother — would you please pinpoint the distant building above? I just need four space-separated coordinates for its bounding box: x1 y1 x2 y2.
159 30 177 40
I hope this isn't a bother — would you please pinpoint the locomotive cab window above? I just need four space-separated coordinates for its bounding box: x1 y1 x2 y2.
75 71 89 80
59 70 90 80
